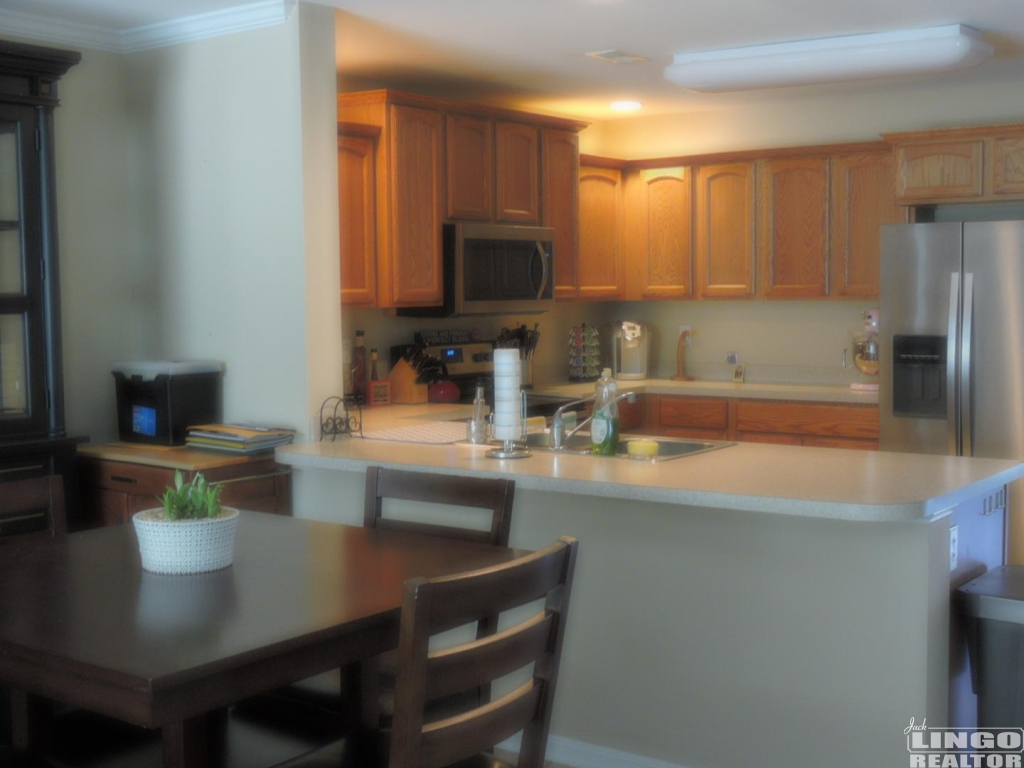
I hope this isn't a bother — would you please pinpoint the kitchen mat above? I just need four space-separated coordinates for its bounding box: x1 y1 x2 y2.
362 421 468 444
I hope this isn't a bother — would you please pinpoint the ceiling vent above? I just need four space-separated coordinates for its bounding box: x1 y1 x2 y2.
586 50 649 65
663 24 993 93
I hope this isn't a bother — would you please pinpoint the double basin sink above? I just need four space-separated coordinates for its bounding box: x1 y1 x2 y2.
495 432 735 462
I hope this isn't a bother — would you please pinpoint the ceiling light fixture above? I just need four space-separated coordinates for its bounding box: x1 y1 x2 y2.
610 100 642 111
663 24 993 93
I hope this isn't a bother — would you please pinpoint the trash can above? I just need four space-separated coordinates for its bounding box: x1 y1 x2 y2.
958 566 1024 727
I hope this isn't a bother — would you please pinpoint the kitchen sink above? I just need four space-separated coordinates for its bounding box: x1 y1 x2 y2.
493 432 735 462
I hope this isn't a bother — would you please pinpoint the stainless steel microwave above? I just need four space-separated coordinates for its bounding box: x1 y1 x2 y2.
398 223 555 317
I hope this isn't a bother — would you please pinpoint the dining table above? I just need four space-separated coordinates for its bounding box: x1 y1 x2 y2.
0 511 527 768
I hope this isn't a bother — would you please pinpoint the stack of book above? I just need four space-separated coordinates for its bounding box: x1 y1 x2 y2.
185 424 296 454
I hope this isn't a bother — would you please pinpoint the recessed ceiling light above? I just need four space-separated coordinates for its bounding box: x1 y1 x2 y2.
610 101 642 112
586 50 649 65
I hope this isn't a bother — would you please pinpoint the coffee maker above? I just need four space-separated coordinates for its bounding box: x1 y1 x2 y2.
611 321 649 380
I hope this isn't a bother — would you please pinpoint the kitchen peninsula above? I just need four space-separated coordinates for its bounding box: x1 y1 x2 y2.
277 401 1023 768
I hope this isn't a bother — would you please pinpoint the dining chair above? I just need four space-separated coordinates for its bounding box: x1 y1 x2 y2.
235 467 516 732
274 535 579 768
0 475 67 539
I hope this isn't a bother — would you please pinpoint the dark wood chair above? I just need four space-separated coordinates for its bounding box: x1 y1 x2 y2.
0 475 66 539
274 535 579 768
234 468 516 734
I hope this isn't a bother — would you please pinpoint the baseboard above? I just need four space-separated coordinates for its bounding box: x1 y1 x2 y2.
497 732 688 768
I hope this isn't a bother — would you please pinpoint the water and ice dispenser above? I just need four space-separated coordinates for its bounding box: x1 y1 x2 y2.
891 335 946 418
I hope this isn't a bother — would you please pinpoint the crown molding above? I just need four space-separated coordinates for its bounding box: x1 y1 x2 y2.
0 0 297 55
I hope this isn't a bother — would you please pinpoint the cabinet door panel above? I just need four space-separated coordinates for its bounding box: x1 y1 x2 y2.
896 140 983 200
658 396 729 429
758 157 829 298
993 136 1024 196
542 129 580 299
495 122 539 223
389 105 443 306
831 151 903 298
734 400 879 439
658 426 728 441
578 166 623 300
641 168 692 299
696 163 756 298
338 134 377 306
736 431 803 446
446 113 493 220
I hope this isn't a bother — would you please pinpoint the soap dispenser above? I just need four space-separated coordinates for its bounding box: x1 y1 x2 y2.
591 368 619 455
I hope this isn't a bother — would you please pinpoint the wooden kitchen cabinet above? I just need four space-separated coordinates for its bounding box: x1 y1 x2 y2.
578 165 625 300
894 139 984 201
338 129 378 306
445 113 493 220
757 157 830 298
624 167 693 300
78 444 291 529
695 163 756 298
646 394 879 448
542 128 580 299
495 121 540 224
830 150 903 298
993 135 1024 196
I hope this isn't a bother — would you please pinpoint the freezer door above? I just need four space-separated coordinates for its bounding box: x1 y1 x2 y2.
962 221 1024 460
879 223 963 455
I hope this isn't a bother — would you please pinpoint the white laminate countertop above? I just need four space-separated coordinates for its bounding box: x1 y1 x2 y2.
278 415 1022 523
530 378 879 404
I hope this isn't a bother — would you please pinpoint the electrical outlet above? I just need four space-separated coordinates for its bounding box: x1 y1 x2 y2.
726 352 738 364
949 525 959 572
679 325 692 345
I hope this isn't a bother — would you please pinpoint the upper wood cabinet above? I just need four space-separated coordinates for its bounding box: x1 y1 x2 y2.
445 113 493 220
757 157 829 298
495 122 541 223
695 163 756 299
886 124 1024 203
624 167 693 300
578 165 624 300
338 131 377 307
542 129 580 299
830 150 903 298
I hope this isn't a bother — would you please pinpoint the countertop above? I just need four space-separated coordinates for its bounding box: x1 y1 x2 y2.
78 442 274 471
278 402 1021 521
529 377 878 404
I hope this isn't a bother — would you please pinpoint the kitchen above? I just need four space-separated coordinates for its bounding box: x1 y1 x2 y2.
4 1 1024 767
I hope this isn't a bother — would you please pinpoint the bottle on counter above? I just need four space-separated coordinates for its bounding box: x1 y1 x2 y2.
369 348 380 381
352 330 367 403
466 378 490 444
591 367 619 455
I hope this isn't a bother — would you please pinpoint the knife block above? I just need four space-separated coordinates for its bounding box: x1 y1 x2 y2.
388 359 428 404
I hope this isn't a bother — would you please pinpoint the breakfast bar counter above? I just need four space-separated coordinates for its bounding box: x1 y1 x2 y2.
276 414 1022 768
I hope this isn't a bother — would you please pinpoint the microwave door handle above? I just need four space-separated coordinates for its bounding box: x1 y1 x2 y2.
533 241 550 300
946 272 960 456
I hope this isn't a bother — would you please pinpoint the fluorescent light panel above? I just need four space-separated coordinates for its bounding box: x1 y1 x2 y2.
663 24 993 93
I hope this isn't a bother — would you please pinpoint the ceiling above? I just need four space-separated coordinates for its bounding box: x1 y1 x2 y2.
7 0 1024 120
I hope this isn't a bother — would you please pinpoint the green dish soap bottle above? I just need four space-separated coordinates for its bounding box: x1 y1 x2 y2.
591 368 619 455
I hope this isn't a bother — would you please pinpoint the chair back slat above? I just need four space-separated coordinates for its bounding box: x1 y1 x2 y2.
363 467 514 547
418 681 540 768
389 536 579 768
425 611 554 701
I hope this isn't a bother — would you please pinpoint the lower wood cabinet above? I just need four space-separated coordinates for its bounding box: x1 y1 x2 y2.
643 394 879 449
78 446 291 529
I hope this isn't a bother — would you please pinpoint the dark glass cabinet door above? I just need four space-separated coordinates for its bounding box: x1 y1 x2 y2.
0 103 46 438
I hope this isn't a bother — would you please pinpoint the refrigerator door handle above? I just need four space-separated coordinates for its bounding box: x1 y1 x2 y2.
961 272 974 457
947 272 960 456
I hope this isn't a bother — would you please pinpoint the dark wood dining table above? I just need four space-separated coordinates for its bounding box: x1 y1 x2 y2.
0 511 526 768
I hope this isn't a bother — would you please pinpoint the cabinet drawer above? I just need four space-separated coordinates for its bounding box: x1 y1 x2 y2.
214 471 290 507
734 401 879 439
79 458 174 496
658 397 729 429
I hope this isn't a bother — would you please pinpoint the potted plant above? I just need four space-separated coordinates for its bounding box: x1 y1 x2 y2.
132 470 239 574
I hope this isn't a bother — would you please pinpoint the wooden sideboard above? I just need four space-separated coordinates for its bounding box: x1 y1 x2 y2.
77 443 291 529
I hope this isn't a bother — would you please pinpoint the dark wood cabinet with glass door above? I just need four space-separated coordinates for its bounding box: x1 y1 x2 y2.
0 40 82 533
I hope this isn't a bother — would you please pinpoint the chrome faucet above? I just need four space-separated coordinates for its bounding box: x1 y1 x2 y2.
550 391 636 450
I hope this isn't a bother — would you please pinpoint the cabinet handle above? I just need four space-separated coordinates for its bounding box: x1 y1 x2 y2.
210 469 291 487
0 464 45 475
109 475 138 484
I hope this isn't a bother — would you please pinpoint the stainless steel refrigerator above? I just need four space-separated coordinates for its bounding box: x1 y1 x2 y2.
879 221 1024 458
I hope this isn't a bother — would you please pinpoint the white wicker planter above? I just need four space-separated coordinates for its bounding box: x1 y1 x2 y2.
132 508 240 575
